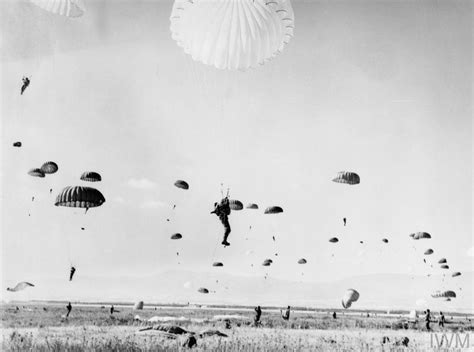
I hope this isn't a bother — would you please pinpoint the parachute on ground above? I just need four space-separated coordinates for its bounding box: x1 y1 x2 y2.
41 161 58 174
170 233 182 240
55 186 105 208
264 206 283 214
424 249 434 255
297 258 307 264
198 288 209 294
246 203 259 209
6 282 34 292
440 265 449 269
445 298 451 302
30 0 85 17
133 301 144 310
169 0 295 70
80 171 101 182
382 238 389 243
341 289 360 309
411 232 431 240
332 171 360 185
229 199 243 211
212 262 223 267
438 258 447 264
452 272 461 277
28 168 45 178
431 291 456 299
13 142 21 147
262 259 273 266
329 237 339 243
174 180 189 190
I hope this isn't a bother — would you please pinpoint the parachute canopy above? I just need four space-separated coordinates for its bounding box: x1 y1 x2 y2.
246 203 259 209
438 258 447 264
411 232 431 240
212 262 223 267
28 168 45 178
41 161 58 174
171 233 182 240
229 199 243 211
174 180 189 190
297 258 307 264
6 282 34 292
169 0 295 70
431 290 456 299
264 206 283 214
440 264 449 269
342 289 360 309
382 238 389 243
329 237 339 243
133 301 144 310
80 171 101 182
13 142 21 147
30 0 85 17
198 287 209 294
452 272 461 277
262 259 273 266
332 171 360 185
55 186 105 208
424 249 434 255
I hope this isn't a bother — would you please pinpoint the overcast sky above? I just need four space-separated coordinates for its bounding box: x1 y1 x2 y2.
1 0 472 310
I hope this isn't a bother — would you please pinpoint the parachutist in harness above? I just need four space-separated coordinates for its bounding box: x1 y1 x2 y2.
21 77 30 95
211 194 231 247
343 218 346 226
66 302 72 318
69 266 76 281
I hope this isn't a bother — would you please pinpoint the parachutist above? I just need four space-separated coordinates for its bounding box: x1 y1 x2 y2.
66 302 72 318
211 196 231 246
69 266 76 281
280 306 290 320
20 77 30 95
343 218 346 226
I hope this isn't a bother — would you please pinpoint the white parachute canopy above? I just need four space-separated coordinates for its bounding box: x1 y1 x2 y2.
170 0 295 70
30 0 85 17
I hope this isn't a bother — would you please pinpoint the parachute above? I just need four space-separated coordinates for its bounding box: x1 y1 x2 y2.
13 142 21 147
133 301 144 310
169 0 295 70
198 287 209 294
341 289 360 309
229 199 244 211
424 249 434 255
264 206 283 214
80 171 101 182
431 291 456 299
55 186 105 208
329 237 339 243
212 262 223 267
246 203 259 209
28 168 45 178
438 258 447 264
6 282 34 292
332 171 360 185
262 259 273 266
382 238 389 243
29 0 85 17
452 272 461 277
297 258 307 264
171 233 182 240
174 180 189 190
440 264 449 269
41 161 58 174
411 232 431 240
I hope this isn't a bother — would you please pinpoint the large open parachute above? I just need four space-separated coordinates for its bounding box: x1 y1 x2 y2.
246 203 259 209
332 171 360 185
262 259 273 266
438 258 447 264
431 290 456 299
170 0 295 70
297 258 307 264
329 237 339 243
80 172 101 182
341 289 360 309
229 199 243 211
28 168 45 178
440 264 449 269
411 232 431 240
41 161 58 174
13 142 22 147
212 262 224 267
264 206 283 214
198 287 209 294
424 249 434 255
174 180 189 190
452 272 461 277
55 186 105 208
171 233 182 240
30 0 85 17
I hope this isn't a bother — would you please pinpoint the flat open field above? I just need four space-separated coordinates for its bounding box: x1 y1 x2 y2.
1 303 472 351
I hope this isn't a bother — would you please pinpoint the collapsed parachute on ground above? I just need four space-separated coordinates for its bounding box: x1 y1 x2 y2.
329 237 339 243
382 238 389 243
198 288 209 294
262 259 273 266
13 142 21 147
212 262 223 267
55 186 105 208
342 289 360 309
169 0 295 70
171 233 182 240
332 171 360 185
6 282 34 292
30 0 85 17
264 206 283 214
297 258 307 264
80 171 101 182
28 168 45 178
229 199 243 211
246 203 258 209
431 290 456 299
424 249 434 255
41 161 58 174
411 232 431 240
452 272 461 277
445 298 451 302
438 258 447 264
134 301 144 310
174 180 189 190
440 265 449 269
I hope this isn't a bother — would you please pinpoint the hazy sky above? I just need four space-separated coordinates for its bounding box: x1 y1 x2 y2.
1 0 472 309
